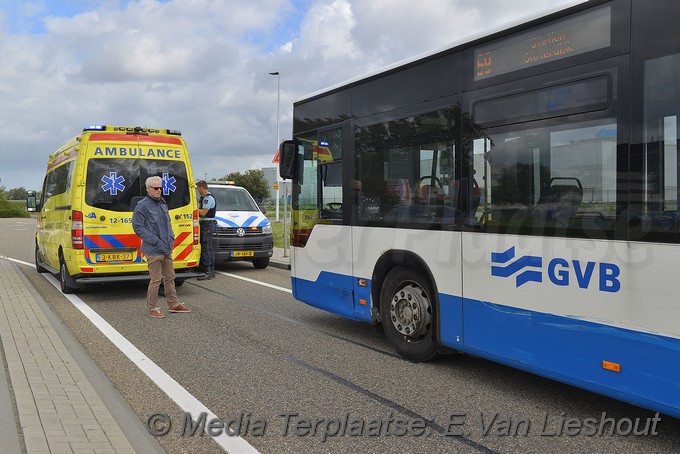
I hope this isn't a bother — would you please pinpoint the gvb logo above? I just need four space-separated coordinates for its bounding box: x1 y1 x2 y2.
490 247 542 286
491 246 621 293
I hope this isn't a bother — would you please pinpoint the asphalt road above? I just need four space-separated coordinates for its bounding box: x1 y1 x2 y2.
1 217 679 453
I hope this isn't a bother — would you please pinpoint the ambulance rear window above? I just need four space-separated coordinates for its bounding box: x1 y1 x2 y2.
85 158 191 212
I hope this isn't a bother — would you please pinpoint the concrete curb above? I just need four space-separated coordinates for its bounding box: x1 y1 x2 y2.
269 247 291 270
269 259 291 271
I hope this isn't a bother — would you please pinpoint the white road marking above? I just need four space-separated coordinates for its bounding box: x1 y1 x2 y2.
1 256 260 454
216 271 292 293
1 257 32 267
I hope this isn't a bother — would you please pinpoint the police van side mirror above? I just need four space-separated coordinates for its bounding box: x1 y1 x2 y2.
279 140 301 180
26 194 38 212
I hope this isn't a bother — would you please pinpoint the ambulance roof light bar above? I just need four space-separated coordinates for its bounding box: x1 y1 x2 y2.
82 125 181 136
83 125 106 131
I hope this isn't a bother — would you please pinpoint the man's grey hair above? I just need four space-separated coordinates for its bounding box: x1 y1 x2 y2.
145 176 162 188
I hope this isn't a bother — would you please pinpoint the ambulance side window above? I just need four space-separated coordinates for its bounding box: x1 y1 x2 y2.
40 176 49 205
43 161 74 204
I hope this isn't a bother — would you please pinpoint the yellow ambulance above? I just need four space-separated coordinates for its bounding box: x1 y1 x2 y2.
27 125 203 293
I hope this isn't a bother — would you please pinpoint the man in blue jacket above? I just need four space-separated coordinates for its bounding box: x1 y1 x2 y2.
132 176 192 318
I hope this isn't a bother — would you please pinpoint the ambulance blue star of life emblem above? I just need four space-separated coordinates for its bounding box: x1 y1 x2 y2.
101 172 125 196
161 172 177 196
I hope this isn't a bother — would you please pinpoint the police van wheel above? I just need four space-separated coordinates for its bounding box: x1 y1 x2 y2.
59 260 77 294
252 258 269 269
380 266 438 362
35 244 48 273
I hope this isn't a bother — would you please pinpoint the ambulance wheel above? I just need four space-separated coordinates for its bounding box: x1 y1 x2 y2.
175 279 184 287
59 258 77 294
380 266 438 362
35 243 47 273
253 258 269 269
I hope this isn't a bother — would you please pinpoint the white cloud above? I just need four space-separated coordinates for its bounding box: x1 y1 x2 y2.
0 0 577 191
351 0 481 62
296 0 358 60
280 42 293 54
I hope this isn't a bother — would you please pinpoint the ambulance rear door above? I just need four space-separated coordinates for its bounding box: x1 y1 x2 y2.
81 132 195 271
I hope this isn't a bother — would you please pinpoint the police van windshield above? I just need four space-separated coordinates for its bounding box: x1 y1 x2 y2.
85 158 191 212
211 187 260 211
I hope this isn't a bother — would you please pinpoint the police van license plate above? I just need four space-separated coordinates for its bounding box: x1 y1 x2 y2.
231 251 254 257
96 252 133 262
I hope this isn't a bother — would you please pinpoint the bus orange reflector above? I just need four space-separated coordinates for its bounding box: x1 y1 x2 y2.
602 361 621 372
359 299 367 305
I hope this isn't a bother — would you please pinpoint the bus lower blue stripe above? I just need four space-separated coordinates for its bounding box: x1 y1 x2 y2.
453 298 680 419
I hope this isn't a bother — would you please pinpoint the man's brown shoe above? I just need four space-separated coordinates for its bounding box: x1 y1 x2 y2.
168 304 192 313
149 307 166 318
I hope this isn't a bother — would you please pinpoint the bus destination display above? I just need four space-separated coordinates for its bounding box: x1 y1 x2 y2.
474 6 611 81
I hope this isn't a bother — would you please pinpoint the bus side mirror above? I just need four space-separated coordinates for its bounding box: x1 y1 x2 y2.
279 140 301 180
26 194 38 212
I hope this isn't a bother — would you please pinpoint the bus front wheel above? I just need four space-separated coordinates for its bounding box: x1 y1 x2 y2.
380 266 438 362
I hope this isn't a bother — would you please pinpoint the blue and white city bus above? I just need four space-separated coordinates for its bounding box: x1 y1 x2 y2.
278 0 680 419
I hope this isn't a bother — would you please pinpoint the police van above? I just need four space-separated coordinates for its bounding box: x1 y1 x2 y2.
206 182 273 268
27 125 203 293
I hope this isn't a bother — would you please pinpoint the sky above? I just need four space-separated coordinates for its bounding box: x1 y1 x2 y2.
0 0 580 192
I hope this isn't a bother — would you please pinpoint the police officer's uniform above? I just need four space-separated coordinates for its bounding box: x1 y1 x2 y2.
198 190 217 280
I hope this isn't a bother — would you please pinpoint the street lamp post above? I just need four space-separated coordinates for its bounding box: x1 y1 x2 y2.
269 72 281 224
269 71 288 257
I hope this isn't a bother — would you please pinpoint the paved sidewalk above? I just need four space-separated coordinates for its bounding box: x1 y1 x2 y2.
0 259 156 453
0 249 289 453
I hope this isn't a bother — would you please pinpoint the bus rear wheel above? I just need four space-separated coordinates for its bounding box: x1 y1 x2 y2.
380 266 438 362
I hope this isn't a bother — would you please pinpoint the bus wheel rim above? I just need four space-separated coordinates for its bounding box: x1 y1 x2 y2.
389 283 431 339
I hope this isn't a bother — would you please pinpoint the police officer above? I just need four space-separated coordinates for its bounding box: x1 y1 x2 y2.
196 180 216 280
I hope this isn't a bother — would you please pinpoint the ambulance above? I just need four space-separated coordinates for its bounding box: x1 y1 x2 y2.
27 125 203 293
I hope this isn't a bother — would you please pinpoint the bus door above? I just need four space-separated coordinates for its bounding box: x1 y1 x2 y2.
291 126 360 319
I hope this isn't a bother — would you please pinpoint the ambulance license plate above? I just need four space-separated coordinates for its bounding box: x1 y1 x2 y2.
97 252 133 262
231 251 254 257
